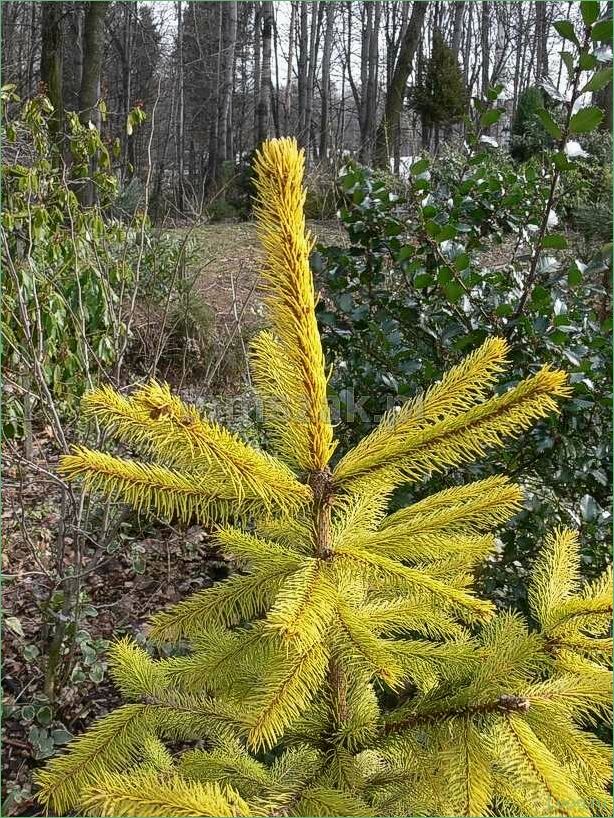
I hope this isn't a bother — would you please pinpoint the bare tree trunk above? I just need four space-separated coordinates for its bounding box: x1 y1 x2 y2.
535 1 548 80
208 1 236 190
253 3 261 142
122 2 134 183
40 2 64 146
206 3 223 191
319 1 334 162
297 1 308 145
283 1 296 134
512 5 522 114
365 1 382 160
176 0 185 212
79 2 109 127
255 0 273 146
303 1 321 161
451 0 464 56
78 1 110 205
481 1 490 96
27 4 40 97
272 7 281 138
374 1 427 169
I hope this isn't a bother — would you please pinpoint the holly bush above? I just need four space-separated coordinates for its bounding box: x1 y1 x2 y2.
315 148 611 610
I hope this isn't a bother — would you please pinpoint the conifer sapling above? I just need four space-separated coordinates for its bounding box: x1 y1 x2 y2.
36 138 612 818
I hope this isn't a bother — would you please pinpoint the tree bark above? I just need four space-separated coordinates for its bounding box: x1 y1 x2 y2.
79 2 109 127
319 2 335 162
78 1 110 205
224 1 238 160
253 3 261 142
296 1 309 146
303 1 322 161
283 2 296 134
535 1 548 80
206 3 224 191
451 0 464 57
176 0 185 211
480 1 490 95
122 2 134 182
374 1 427 169
255 1 273 146
40 2 64 146
365 1 382 160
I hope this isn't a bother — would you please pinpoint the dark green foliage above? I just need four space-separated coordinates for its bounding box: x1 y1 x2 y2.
510 86 556 161
209 155 257 222
411 30 469 131
2 91 127 436
315 157 611 610
559 131 613 244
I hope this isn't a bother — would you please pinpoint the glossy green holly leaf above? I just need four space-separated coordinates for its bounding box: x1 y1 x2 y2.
579 51 599 70
554 19 579 45
536 108 563 139
581 67 613 93
569 105 603 133
411 158 429 175
414 273 434 288
581 1 600 25
480 108 503 127
591 19 613 42
552 151 573 171
443 281 464 303
543 234 568 249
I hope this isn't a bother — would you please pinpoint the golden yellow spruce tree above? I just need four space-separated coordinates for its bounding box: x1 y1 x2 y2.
36 138 612 818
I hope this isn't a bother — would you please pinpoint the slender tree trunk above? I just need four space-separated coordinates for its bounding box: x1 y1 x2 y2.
297 2 308 145
27 4 39 97
206 3 224 191
220 0 239 160
122 2 134 182
481 1 490 95
365 1 382 161
40 2 64 146
78 1 110 205
535 0 548 80
284 2 296 134
319 1 334 162
255 1 273 146
272 7 281 138
451 0 464 56
374 1 427 169
79 2 109 127
253 3 261 143
303 1 321 161
176 0 185 212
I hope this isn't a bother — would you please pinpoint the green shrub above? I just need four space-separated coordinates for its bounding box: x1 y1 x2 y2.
315 157 611 609
304 165 339 220
412 29 469 138
510 86 556 161
560 131 613 244
1 90 130 436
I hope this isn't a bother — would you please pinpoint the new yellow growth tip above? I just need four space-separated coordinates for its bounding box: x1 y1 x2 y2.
252 138 335 472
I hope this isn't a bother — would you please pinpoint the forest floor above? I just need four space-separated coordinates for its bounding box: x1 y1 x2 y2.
2 217 517 815
183 219 348 338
